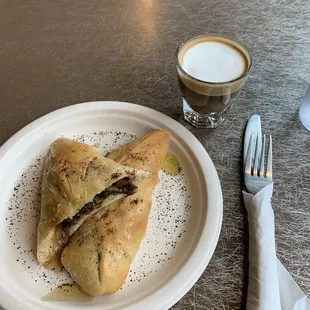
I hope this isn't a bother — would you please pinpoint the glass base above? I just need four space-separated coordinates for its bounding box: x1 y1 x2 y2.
183 99 228 129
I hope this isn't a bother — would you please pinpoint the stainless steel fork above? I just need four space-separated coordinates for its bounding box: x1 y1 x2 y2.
244 133 273 194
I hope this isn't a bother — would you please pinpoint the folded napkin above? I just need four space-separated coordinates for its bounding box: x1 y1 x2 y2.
243 183 310 310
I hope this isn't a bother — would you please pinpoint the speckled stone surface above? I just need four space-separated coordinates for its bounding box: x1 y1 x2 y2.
1 0 310 309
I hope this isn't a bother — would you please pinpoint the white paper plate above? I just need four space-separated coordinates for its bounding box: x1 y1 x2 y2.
0 101 222 310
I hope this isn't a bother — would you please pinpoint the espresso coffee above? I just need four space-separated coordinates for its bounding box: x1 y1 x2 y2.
176 36 251 116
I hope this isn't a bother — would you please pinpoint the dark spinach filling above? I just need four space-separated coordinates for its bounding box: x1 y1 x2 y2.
62 179 137 231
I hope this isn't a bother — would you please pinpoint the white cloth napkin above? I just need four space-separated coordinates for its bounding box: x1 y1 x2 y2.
243 183 310 310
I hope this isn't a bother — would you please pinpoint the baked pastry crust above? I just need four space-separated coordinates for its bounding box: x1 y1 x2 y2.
37 138 149 269
61 130 170 296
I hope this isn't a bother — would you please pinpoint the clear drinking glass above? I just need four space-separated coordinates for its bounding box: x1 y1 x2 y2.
299 84 310 131
176 35 253 128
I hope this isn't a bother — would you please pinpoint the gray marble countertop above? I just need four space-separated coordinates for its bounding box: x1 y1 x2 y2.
1 0 310 309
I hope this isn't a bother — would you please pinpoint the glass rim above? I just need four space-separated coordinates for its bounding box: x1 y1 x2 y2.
175 34 253 86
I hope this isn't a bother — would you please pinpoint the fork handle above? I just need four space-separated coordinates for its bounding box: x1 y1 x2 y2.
243 183 281 310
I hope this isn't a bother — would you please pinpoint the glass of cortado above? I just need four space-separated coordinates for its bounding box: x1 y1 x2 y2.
176 34 252 128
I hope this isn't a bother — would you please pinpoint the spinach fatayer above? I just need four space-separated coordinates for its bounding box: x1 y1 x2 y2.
37 138 149 269
61 130 170 296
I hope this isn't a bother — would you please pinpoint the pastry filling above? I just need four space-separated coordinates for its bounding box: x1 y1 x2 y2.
62 179 137 233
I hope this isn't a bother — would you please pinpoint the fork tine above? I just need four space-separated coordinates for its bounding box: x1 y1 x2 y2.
266 135 272 178
259 134 266 177
245 133 254 175
253 134 260 176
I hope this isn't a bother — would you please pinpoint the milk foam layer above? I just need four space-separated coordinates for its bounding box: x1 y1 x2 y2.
181 41 247 83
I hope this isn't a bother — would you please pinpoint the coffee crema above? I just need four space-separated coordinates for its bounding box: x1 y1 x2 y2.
180 39 248 83
176 35 251 95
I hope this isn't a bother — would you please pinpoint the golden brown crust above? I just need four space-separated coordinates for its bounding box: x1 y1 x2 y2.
107 130 169 173
37 138 149 269
61 130 170 296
